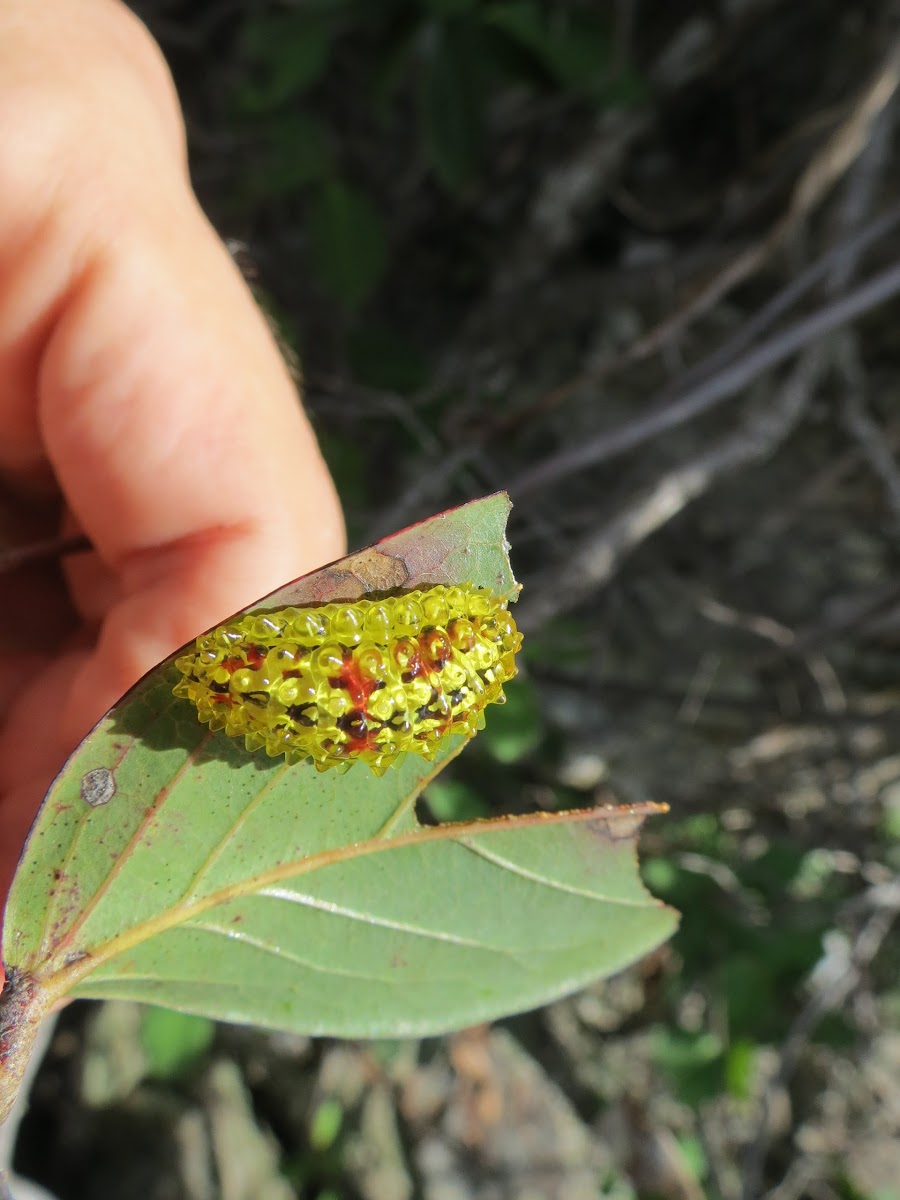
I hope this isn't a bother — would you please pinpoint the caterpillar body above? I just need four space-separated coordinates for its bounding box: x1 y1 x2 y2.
173 584 522 774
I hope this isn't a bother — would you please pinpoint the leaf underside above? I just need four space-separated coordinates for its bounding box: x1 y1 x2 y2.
2 494 676 1038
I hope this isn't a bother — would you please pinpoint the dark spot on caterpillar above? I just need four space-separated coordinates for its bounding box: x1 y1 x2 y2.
286 705 316 727
337 710 368 739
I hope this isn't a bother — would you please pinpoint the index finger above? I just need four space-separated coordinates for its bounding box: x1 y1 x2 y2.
0 0 345 741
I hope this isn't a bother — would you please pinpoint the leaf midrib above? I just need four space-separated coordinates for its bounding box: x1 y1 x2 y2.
36 805 661 1005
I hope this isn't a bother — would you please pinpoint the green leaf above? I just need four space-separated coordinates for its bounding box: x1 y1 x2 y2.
651 1028 725 1106
348 324 430 393
371 26 419 126
238 114 332 205
421 778 490 823
881 790 900 841
724 1037 755 1099
141 1007 215 1078
418 20 485 191
309 1098 343 1151
419 0 479 15
235 13 333 114
483 1 545 56
1 496 675 1121
308 180 388 310
720 954 776 1039
485 3 619 101
479 675 543 764
675 1136 706 1184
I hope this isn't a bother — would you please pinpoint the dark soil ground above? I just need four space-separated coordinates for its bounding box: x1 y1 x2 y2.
7 1 900 1197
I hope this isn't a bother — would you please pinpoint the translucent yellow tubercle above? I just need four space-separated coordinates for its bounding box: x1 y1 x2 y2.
173 584 522 774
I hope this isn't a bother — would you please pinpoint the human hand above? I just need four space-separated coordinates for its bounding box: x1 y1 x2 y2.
0 0 345 905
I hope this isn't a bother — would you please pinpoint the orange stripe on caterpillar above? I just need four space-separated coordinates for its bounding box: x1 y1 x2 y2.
173 584 522 775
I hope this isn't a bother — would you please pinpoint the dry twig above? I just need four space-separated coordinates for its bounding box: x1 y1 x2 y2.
517 350 829 629
511 256 900 498
694 595 846 715
620 30 900 367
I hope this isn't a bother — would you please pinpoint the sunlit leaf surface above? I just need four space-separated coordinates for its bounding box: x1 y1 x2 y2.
2 494 675 1043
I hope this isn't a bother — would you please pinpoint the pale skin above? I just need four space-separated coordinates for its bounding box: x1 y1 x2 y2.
0 1 345 904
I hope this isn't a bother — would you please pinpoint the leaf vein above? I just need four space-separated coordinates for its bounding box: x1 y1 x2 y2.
190 920 405 983
259 885 524 957
457 839 654 907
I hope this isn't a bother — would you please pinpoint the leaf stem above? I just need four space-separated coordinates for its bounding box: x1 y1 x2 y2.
0 969 51 1127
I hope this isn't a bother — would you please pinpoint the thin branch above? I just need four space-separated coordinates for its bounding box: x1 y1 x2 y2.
490 200 900 458
827 97 896 290
618 31 900 368
511 257 900 498
695 595 846 715
511 36 900 501
533 664 900 728
516 350 828 629
669 201 900 402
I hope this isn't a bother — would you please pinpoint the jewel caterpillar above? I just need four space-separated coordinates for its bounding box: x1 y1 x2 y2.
173 584 522 774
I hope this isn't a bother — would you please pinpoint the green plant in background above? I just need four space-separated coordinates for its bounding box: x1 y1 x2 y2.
140 1007 216 1079
642 814 866 1112
230 0 641 309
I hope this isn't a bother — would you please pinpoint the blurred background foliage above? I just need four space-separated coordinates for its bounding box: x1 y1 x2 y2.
14 1 900 1198
226 0 641 310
